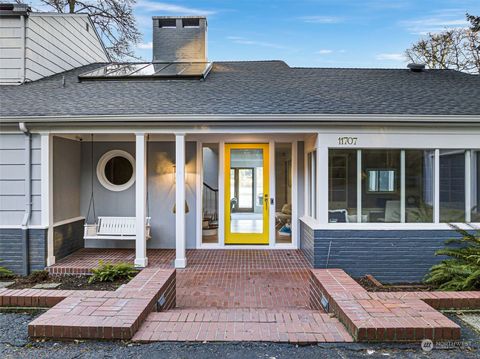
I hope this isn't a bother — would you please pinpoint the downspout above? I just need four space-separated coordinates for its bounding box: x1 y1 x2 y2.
19 122 31 275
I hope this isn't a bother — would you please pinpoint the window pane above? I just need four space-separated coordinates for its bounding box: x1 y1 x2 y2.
362 150 401 223
202 144 219 244
405 150 434 223
328 150 357 223
276 143 292 243
440 150 465 222
471 151 480 222
104 156 133 185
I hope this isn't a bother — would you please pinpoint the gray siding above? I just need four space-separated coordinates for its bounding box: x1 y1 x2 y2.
0 228 47 275
53 137 81 222
307 229 461 283
300 221 314 266
80 141 197 249
53 218 84 261
0 16 23 84
0 133 42 225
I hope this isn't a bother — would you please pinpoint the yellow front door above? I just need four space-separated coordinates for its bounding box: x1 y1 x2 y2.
225 143 269 244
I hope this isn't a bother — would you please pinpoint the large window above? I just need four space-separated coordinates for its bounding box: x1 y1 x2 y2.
362 150 401 223
328 150 357 222
275 143 292 243
405 150 434 223
440 150 465 222
328 148 477 224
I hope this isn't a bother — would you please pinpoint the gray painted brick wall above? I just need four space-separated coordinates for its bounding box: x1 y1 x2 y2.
0 228 47 275
152 17 206 62
299 224 463 283
53 219 85 261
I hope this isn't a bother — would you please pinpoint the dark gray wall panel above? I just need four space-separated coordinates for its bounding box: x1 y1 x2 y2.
311 229 461 283
53 219 84 261
300 221 314 266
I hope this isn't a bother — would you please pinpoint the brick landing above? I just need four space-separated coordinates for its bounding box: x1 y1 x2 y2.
27 268 176 340
133 308 353 343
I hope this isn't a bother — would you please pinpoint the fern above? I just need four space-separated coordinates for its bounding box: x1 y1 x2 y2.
88 261 138 284
424 226 480 291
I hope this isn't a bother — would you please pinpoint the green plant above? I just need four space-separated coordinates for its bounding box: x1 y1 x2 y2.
88 261 138 284
424 225 480 290
0 266 15 279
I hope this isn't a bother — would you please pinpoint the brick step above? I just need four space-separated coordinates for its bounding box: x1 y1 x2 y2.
132 308 353 343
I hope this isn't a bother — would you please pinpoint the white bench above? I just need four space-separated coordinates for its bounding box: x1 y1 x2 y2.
84 216 151 240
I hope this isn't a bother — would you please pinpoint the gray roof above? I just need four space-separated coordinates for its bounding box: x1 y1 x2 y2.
1 61 479 118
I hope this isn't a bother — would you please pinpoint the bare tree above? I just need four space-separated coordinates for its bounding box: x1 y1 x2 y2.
405 28 480 74
21 0 141 60
467 13 479 32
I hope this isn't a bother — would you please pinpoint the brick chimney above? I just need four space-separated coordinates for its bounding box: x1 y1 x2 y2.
152 16 207 62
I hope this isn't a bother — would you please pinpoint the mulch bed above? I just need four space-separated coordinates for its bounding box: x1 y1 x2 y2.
356 275 435 292
4 272 137 291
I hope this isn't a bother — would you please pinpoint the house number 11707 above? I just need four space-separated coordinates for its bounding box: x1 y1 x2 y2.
338 136 358 145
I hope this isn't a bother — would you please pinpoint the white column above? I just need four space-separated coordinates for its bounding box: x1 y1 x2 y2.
218 141 225 247
317 144 329 224
41 133 54 266
175 134 187 268
356 150 362 223
466 150 472 223
400 150 406 223
134 133 148 268
291 141 298 247
269 140 276 246
434 149 440 223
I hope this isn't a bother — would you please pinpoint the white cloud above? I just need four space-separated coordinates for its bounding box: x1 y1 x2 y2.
299 16 344 24
316 49 333 55
400 9 469 34
137 41 153 49
137 1 216 16
376 53 406 61
226 36 288 50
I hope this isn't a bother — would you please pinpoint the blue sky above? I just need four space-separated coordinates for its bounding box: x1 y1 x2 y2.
34 0 480 68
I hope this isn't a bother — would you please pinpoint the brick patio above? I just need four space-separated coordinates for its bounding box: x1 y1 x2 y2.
2 249 480 343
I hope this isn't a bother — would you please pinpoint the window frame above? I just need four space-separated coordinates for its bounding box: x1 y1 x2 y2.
96 150 136 192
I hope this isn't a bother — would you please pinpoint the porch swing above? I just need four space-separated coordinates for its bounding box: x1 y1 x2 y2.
83 134 151 241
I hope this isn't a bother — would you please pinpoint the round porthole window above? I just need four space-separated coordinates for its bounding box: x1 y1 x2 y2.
97 150 136 191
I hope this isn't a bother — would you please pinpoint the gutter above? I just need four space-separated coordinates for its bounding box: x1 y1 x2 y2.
19 122 31 275
1 114 480 124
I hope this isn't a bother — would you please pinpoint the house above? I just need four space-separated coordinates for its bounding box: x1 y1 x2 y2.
1 5 480 282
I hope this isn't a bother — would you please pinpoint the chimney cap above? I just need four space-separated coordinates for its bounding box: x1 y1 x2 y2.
0 3 30 16
407 63 426 72
152 15 206 19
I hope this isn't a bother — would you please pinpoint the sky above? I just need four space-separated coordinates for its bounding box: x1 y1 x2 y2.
29 0 480 68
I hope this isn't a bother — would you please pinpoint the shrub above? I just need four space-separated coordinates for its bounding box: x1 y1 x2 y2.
88 261 138 284
0 266 15 279
424 225 480 290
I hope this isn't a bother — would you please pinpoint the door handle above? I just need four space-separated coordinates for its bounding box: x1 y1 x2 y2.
264 194 269 210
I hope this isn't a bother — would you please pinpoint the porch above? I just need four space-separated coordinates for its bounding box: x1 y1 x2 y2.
48 248 313 309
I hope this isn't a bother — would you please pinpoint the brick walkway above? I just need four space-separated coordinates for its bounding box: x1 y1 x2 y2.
2 249 479 343
133 308 352 343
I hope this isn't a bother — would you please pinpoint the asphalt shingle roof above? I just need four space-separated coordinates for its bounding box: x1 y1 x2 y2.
1 61 479 118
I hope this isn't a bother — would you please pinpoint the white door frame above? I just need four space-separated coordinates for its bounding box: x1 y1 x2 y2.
196 138 299 249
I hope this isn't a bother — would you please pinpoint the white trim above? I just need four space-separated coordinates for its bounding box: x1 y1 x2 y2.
434 149 440 223
53 216 85 228
466 150 472 223
3 114 480 124
356 149 362 223
96 150 136 192
41 133 55 266
269 140 275 247
175 134 187 268
218 141 225 247
317 144 328 224
300 217 480 231
400 150 406 223
134 133 148 268
196 141 203 249
291 141 299 248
